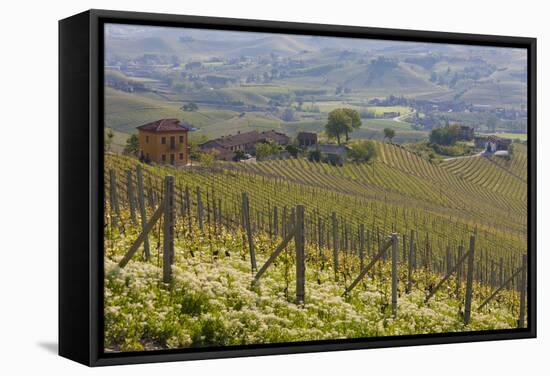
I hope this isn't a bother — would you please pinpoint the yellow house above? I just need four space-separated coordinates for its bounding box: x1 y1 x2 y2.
137 119 191 166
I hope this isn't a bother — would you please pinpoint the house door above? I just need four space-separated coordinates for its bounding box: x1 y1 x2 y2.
170 154 175 164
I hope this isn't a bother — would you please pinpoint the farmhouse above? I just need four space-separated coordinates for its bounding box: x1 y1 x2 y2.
474 135 512 153
200 130 290 161
382 111 400 119
137 118 192 166
312 144 348 166
297 132 318 148
457 125 474 141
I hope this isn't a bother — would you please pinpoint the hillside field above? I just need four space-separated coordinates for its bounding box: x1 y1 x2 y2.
103 140 528 351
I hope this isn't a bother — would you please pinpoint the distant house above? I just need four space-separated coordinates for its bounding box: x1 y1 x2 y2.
474 136 487 149
382 111 400 119
297 132 318 148
475 135 512 153
137 118 192 165
312 144 348 166
457 125 474 141
199 130 290 161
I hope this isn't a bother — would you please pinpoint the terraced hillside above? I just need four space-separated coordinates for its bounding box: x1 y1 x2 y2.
103 146 527 351
229 142 527 241
106 140 527 296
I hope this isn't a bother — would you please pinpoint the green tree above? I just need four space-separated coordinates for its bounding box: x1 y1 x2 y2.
123 134 140 157
233 150 246 161
342 108 362 141
255 141 280 160
105 128 114 151
197 149 217 167
348 140 377 163
285 144 300 158
383 128 396 143
429 125 459 146
325 108 352 144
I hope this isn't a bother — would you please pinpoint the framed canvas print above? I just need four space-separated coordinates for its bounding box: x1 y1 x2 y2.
59 9 536 366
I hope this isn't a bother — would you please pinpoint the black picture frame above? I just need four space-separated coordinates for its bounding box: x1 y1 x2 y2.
59 9 537 367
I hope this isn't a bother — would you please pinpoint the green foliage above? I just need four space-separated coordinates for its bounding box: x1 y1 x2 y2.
325 108 360 144
233 150 246 161
285 144 300 158
429 125 459 146
123 134 140 157
342 108 362 130
383 128 396 143
105 128 114 151
255 141 280 159
348 140 377 163
196 149 217 167
431 142 475 157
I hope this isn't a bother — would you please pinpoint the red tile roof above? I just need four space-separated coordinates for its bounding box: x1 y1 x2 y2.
137 118 191 132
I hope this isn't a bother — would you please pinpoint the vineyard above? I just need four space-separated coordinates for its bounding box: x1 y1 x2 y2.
103 141 528 352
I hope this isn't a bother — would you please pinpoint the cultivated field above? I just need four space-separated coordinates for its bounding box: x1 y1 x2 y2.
103 141 527 351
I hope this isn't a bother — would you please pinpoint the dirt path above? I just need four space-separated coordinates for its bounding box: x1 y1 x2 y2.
442 152 483 162
392 110 416 123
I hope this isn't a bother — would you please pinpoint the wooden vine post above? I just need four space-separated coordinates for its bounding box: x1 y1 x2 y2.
185 185 191 234
295 205 305 304
406 229 414 293
332 212 338 281
196 186 204 232
242 192 257 272
456 242 463 298
519 253 527 328
464 234 476 325
109 169 120 226
135 165 150 260
359 224 365 271
391 233 398 318
163 176 175 284
126 170 137 225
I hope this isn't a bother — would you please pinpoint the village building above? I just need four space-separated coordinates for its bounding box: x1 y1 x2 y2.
312 144 348 166
474 135 512 153
200 130 290 161
456 125 474 141
297 132 318 148
137 118 192 166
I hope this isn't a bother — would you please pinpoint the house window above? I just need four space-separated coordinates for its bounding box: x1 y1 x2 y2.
145 135 149 144
179 135 184 143
161 137 166 144
161 154 166 162
179 153 184 160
